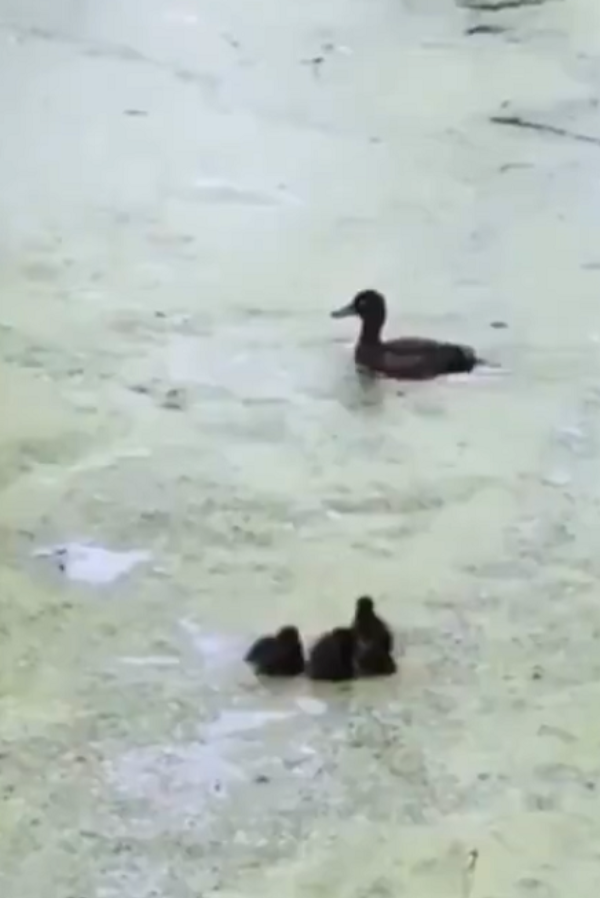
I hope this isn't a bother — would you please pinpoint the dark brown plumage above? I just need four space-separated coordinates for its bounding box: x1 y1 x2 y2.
245 625 305 677
351 596 396 678
307 627 355 682
331 290 485 380
352 595 393 655
354 641 397 677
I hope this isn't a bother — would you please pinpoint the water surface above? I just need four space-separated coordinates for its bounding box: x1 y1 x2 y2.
2 0 600 895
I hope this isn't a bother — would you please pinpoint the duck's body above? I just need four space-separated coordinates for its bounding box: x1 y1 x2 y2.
332 290 483 381
307 627 355 682
245 626 305 677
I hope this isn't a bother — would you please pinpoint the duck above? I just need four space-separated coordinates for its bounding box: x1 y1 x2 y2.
352 595 393 655
351 596 396 678
331 289 486 380
245 625 305 677
354 641 397 677
307 626 355 682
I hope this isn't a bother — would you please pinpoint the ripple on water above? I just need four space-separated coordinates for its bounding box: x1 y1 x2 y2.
192 178 303 208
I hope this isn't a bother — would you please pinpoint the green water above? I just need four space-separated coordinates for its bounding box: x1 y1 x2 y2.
2 0 600 895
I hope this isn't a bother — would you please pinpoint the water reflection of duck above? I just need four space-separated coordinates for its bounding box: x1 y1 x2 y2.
331 289 485 380
307 627 355 682
352 596 396 678
245 626 305 677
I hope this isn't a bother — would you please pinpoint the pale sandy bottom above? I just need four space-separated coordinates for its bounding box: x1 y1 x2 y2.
1 0 600 895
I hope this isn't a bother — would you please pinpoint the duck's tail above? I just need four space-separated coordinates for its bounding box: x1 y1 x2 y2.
474 356 502 370
444 345 501 375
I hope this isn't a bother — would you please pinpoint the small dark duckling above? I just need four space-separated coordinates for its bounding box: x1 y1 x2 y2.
332 289 487 380
352 595 393 655
307 626 355 682
352 596 396 678
245 625 305 677
354 641 397 677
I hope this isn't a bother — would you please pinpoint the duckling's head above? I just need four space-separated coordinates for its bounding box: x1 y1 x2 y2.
355 595 375 617
331 290 386 325
277 625 302 648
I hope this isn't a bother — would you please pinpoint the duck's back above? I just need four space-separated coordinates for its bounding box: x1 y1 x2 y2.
356 337 477 380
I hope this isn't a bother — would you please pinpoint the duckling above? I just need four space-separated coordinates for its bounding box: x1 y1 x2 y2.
332 289 489 380
352 595 393 655
354 641 397 678
307 626 355 682
245 625 305 677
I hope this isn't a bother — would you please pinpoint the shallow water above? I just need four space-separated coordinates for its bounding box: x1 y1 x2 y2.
2 0 600 895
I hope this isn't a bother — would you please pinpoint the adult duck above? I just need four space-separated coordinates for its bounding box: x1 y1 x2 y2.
331 289 486 380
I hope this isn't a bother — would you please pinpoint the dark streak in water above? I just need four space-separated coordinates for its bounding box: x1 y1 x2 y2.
465 24 508 35
491 115 600 147
460 0 549 9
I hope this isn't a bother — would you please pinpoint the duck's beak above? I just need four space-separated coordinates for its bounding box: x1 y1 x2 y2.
331 301 355 319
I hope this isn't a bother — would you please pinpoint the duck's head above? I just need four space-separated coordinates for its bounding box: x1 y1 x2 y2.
331 290 386 326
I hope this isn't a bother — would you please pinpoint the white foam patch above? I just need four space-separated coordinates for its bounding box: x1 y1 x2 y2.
296 696 328 716
205 709 296 740
178 618 243 668
118 656 181 667
34 543 150 585
193 177 302 207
